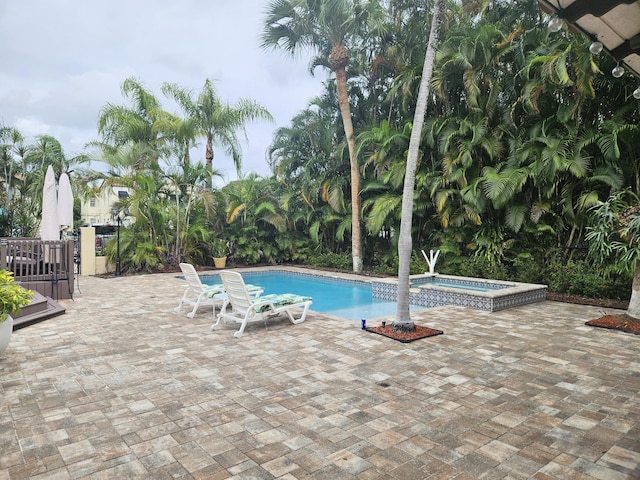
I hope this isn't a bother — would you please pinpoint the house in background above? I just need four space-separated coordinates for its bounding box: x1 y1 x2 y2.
80 182 131 226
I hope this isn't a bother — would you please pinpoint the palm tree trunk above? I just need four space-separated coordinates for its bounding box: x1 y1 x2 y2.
206 134 214 188
394 0 445 331
564 224 576 258
628 261 640 319
183 139 191 166
334 65 363 273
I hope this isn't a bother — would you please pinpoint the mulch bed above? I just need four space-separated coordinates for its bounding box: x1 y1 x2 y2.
545 292 639 336
546 291 629 310
365 324 443 343
585 314 640 335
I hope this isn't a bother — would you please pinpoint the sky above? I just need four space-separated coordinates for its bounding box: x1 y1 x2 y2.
0 0 327 183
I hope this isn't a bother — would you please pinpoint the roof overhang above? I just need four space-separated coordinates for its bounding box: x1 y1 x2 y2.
538 0 640 78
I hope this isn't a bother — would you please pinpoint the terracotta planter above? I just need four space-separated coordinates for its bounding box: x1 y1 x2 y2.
0 315 13 355
213 257 227 269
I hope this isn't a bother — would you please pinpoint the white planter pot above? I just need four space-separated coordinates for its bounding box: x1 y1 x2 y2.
0 315 13 355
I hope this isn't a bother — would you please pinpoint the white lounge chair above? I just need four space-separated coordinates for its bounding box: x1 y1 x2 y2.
212 270 312 338
174 263 219 317
174 263 262 318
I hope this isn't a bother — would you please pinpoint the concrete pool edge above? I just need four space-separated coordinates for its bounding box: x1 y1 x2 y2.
208 265 377 286
372 273 547 312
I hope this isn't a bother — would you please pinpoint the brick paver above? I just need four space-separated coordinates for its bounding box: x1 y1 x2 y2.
1 268 639 479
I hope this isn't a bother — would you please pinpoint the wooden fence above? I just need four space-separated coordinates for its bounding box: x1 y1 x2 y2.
0 238 75 300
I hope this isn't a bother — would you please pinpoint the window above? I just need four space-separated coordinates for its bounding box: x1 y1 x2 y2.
89 197 96 207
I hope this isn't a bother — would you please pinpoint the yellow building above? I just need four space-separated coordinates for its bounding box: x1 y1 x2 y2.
80 182 131 226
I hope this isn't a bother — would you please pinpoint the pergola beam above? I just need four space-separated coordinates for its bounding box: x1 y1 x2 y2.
537 0 640 79
563 0 637 23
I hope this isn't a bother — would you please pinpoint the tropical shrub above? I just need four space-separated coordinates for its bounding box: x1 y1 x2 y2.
546 259 631 300
0 270 33 322
439 254 509 280
509 253 546 284
307 252 352 271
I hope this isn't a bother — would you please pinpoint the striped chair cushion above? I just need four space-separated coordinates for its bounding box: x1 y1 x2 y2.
253 293 312 312
206 283 262 297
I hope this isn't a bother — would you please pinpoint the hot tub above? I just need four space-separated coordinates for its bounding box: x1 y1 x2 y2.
372 274 547 312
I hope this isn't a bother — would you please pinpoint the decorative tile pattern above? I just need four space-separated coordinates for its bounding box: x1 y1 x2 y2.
372 275 547 312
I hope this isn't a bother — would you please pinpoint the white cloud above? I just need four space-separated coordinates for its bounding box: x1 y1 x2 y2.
0 0 326 179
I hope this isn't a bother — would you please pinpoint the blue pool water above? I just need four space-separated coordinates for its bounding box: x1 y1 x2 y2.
201 271 425 321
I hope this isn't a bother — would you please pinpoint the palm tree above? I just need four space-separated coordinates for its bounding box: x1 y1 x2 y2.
268 99 351 251
357 120 411 237
164 161 220 263
223 173 288 263
586 190 640 319
26 135 63 172
394 0 446 332
96 77 171 169
153 110 198 167
261 0 386 273
162 79 273 187
0 126 24 203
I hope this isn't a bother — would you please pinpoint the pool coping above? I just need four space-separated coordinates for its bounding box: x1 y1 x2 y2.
201 265 378 286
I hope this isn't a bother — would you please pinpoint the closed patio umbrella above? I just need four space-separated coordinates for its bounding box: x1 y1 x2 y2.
41 165 59 241
57 172 73 233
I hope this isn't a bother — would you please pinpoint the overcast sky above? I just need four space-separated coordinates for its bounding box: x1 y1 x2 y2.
0 0 327 183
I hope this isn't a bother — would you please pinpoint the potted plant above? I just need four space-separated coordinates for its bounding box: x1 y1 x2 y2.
211 239 229 268
0 270 34 355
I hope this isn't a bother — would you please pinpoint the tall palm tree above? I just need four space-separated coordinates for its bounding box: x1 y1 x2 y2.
153 110 198 167
394 0 446 331
26 135 63 173
261 0 386 273
162 79 273 187
96 78 168 167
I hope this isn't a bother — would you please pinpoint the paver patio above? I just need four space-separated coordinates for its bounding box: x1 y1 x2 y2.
1 269 639 479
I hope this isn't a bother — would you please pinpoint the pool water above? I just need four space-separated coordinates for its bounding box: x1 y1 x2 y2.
201 271 426 321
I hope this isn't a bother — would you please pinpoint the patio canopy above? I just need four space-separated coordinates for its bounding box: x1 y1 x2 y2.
537 0 640 78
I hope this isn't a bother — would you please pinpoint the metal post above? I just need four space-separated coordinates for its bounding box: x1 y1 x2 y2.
115 216 121 277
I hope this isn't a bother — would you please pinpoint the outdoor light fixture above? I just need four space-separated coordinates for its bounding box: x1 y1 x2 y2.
634 87 640 100
612 63 625 78
548 16 563 33
111 206 129 277
589 40 603 55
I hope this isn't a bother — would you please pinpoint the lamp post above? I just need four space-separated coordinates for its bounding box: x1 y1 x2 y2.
111 207 128 277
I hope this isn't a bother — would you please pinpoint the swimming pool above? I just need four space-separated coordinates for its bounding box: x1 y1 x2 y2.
201 271 425 321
